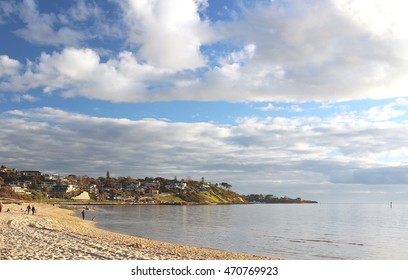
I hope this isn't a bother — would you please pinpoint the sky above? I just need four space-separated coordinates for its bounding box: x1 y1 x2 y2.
1 0 408 202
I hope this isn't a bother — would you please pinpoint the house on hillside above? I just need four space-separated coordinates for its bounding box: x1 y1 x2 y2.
8 184 31 195
170 182 187 190
0 166 17 174
10 185 25 193
149 189 159 195
83 184 98 195
134 187 145 195
17 181 31 188
48 184 77 198
144 181 160 189
40 181 54 189
43 174 59 181
19 171 42 176
123 182 141 191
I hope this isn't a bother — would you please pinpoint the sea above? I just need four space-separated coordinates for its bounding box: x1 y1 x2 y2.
87 203 408 260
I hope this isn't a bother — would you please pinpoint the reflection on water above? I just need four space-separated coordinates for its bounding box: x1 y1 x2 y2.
92 203 408 259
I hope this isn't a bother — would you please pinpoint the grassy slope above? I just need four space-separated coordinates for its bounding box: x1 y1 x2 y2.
156 186 247 204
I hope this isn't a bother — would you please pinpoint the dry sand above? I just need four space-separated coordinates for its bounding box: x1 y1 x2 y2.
0 201 275 260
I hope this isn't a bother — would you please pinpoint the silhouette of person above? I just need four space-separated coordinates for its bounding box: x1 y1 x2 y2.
32 206 36 215
81 210 85 220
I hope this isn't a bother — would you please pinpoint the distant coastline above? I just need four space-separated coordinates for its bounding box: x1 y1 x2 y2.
244 194 318 204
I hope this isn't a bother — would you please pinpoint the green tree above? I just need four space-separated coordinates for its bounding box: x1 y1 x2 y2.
221 182 232 190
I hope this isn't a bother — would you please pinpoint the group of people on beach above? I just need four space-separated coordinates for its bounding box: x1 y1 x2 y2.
26 204 36 215
0 202 38 214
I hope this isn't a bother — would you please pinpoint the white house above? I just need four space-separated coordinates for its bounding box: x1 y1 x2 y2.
171 182 187 190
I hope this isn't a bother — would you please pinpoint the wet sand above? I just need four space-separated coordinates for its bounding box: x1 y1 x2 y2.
0 202 275 260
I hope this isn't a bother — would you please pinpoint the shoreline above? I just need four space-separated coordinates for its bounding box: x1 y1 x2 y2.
0 201 276 260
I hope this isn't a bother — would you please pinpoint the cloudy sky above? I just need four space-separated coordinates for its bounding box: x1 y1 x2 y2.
1 0 408 202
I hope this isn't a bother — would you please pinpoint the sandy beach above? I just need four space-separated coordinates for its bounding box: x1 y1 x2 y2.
0 201 274 260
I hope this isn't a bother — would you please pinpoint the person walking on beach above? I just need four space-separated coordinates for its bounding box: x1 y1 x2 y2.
32 205 36 215
0 202 3 213
81 209 85 220
26 205 31 214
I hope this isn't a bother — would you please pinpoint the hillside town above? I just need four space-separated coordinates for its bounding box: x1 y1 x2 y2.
0 164 242 204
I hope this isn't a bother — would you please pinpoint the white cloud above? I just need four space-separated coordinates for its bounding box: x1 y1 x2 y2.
328 98 408 123
66 0 102 22
122 0 214 70
289 105 303 112
0 55 20 76
257 103 303 112
258 103 279 112
11 93 38 103
0 1 15 23
333 0 408 40
222 44 256 65
14 0 84 46
1 48 179 102
364 101 407 121
205 0 408 102
0 107 231 178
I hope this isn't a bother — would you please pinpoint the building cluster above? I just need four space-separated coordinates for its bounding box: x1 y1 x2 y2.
0 165 221 201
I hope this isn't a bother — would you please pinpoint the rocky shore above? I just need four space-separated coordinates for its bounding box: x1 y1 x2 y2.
0 202 275 260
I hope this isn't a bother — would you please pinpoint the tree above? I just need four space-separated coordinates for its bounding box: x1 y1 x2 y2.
221 182 232 190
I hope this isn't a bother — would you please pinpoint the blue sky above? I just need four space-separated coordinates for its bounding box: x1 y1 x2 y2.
1 0 408 202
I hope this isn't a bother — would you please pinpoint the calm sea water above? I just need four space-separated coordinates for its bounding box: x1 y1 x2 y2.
89 203 408 260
